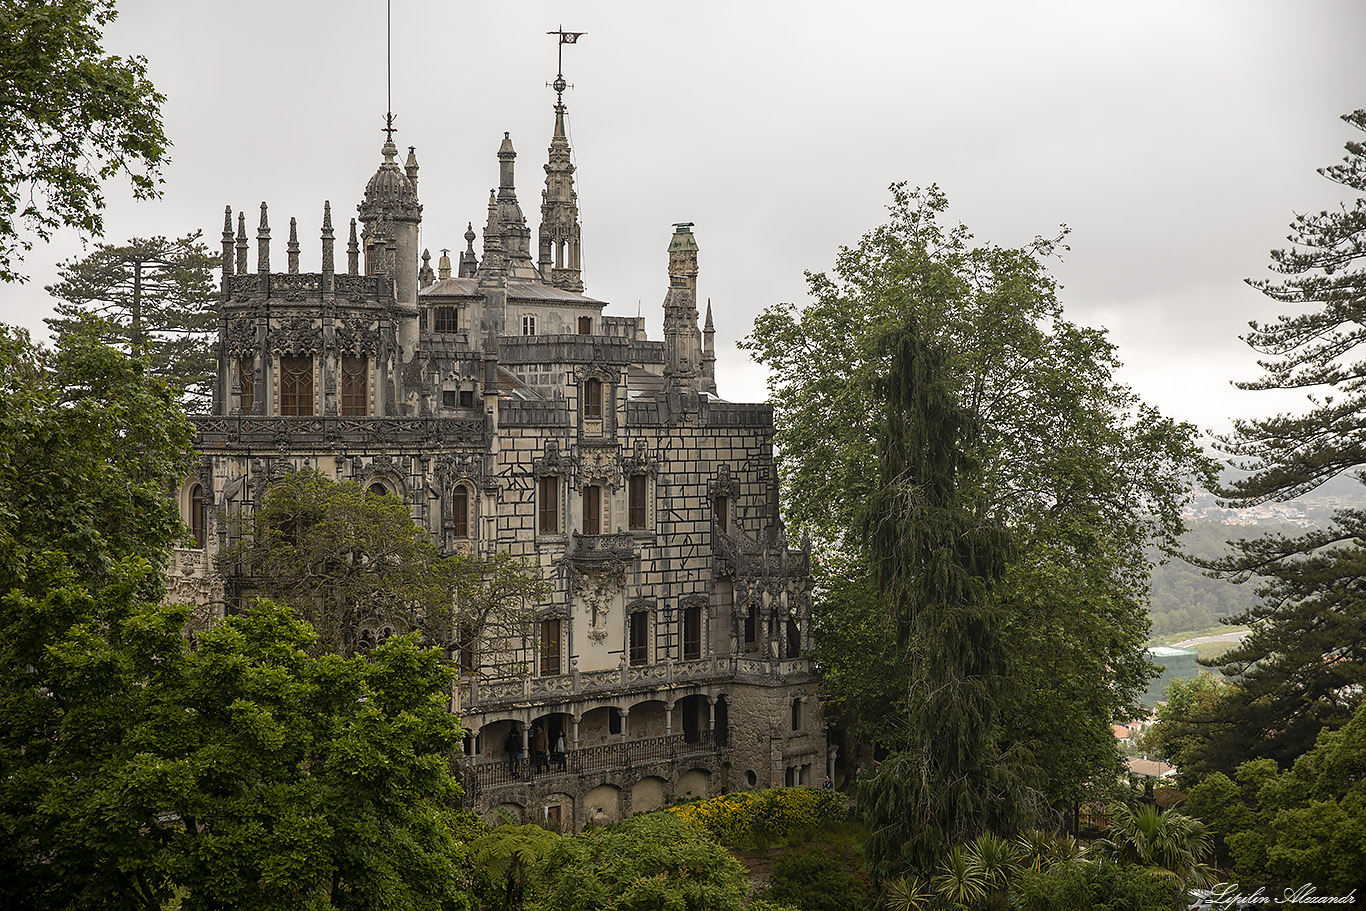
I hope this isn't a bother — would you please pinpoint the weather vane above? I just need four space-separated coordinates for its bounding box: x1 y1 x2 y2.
547 26 585 106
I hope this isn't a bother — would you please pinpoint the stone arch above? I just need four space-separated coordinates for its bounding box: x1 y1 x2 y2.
493 802 525 825
632 776 667 814
677 768 710 802
583 784 622 826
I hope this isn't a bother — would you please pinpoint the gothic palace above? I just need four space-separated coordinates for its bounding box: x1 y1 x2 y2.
166 78 826 829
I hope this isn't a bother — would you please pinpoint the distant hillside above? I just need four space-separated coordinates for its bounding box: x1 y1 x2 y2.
1147 474 1366 637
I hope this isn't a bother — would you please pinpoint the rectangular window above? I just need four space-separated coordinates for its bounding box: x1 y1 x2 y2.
458 622 475 674
578 316 592 335
453 486 469 539
540 619 561 676
279 356 314 416
434 305 458 333
538 475 559 534
744 603 757 650
714 494 728 534
583 377 602 419
628 474 647 530
683 604 702 660
442 389 457 408
582 484 601 535
340 356 367 416
459 389 475 407
629 611 649 666
238 357 254 413
522 314 537 336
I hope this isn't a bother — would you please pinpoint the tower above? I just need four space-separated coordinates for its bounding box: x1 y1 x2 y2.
662 223 704 392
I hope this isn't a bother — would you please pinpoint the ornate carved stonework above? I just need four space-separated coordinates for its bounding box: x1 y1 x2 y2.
268 315 322 355
336 317 380 356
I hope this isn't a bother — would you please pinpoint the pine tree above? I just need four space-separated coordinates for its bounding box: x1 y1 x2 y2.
45 232 217 410
858 315 1038 880
1196 111 1366 773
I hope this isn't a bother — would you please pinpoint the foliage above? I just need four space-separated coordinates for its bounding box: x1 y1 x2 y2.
534 812 751 911
1134 674 1238 786
857 315 1040 880
1013 861 1183 911
0 586 473 911
0 0 168 283
763 844 874 911
1186 700 1366 894
0 320 193 597
224 470 547 659
1193 111 1366 777
469 824 561 911
666 787 849 849
45 232 218 410
1087 804 1217 889
743 185 1207 807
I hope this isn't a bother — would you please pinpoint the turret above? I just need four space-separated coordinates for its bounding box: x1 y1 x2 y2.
357 129 422 359
493 133 540 282
662 223 703 390
459 224 479 278
538 100 584 291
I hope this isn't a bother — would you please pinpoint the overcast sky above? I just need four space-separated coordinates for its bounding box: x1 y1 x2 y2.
3 0 1364 441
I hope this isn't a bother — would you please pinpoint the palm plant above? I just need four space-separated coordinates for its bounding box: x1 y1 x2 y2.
879 875 934 911
1089 803 1218 888
1014 828 1079 873
932 844 989 909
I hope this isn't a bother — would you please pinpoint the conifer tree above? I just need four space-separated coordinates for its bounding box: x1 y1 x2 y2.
1194 111 1366 773
858 315 1038 880
45 232 217 410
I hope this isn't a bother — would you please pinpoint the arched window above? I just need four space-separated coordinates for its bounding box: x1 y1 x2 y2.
453 485 470 539
190 483 206 548
368 483 388 498
340 356 367 416
279 356 314 416
583 377 602 419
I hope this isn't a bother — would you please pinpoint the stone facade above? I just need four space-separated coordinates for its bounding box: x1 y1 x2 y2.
170 89 825 830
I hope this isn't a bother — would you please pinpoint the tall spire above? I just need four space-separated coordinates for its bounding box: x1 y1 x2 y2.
539 27 586 292
493 134 539 281
663 223 703 389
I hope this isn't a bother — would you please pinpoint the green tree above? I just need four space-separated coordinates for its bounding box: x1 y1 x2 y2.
0 319 193 597
468 824 561 911
0 583 473 910
1135 673 1239 786
226 470 547 660
45 232 218 410
857 315 1038 880
1196 111 1366 773
0 0 168 283
744 185 1206 806
1187 700 1366 895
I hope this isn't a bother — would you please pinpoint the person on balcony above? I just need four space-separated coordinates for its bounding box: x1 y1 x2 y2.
505 727 523 775
553 731 567 771
532 724 549 774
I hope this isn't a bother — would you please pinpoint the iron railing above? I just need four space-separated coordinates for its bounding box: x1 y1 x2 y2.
460 730 728 794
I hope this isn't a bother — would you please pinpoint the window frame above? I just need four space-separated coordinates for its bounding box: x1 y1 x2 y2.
628 474 647 530
539 618 561 676
238 357 254 413
522 314 537 336
629 610 649 666
582 483 601 535
340 355 367 416
583 377 603 419
453 484 471 539
189 483 206 548
433 305 458 334
278 355 314 416
683 604 703 661
538 475 560 534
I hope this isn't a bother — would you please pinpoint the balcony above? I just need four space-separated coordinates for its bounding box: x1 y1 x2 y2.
460 730 729 795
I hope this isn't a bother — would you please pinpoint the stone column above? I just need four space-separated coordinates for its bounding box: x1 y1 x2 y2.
620 707 630 744
571 714 581 751
706 696 715 733
665 702 674 738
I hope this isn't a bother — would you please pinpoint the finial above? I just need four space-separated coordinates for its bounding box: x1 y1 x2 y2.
465 222 476 246
235 212 248 275
347 217 360 276
704 298 714 331
321 201 335 281
287 217 300 273
256 202 270 274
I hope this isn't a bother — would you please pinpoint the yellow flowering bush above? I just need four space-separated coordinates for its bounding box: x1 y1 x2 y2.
667 787 848 847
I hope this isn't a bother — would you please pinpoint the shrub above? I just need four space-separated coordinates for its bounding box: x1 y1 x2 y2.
1014 860 1183 911
667 787 849 848
764 845 873 911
